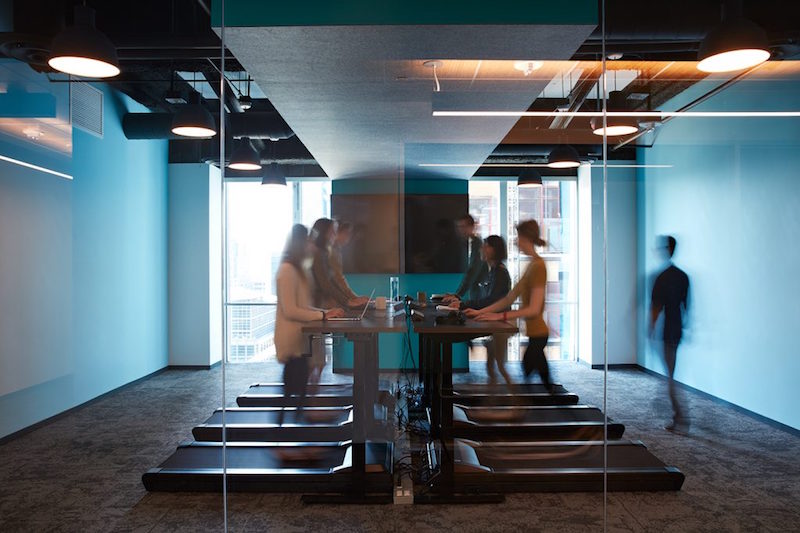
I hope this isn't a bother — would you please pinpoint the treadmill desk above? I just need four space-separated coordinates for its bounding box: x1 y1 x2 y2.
300 312 406 503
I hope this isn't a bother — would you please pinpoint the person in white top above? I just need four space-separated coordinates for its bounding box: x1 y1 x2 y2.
275 224 344 409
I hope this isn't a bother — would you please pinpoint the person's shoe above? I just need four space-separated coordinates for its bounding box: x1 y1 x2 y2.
665 420 690 435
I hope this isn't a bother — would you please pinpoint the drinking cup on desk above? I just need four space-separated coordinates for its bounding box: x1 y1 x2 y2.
375 296 387 310
417 291 427 303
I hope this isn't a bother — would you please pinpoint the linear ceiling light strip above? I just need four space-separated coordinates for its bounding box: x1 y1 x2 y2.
0 154 73 180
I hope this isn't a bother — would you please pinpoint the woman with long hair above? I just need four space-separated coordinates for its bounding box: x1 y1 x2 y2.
452 235 513 385
309 218 366 309
275 224 344 409
465 220 552 389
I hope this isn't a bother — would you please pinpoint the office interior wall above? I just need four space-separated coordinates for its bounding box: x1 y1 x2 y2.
638 79 800 430
168 163 222 367
0 82 168 438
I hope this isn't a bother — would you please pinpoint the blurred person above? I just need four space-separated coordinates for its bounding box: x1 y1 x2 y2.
275 224 344 419
465 220 553 391
443 214 487 301
310 218 367 309
431 218 462 273
649 235 690 434
453 235 513 385
309 218 366 384
330 221 369 307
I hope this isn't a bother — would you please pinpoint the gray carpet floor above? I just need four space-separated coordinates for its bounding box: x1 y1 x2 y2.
1 360 798 533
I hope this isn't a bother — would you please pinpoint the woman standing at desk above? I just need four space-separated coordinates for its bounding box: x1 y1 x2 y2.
447 235 513 386
275 224 344 403
465 220 552 390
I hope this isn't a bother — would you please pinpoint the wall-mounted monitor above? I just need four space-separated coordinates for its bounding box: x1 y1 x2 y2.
404 194 469 274
331 194 400 273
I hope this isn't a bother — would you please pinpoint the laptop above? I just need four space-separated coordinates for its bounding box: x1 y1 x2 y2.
328 289 376 321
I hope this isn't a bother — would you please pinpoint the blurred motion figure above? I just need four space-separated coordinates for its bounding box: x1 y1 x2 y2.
650 235 690 433
274 224 344 417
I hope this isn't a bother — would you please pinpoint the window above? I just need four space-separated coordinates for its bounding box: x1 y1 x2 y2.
225 179 331 362
469 178 578 361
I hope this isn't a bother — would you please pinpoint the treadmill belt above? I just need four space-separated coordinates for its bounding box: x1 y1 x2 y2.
449 405 625 440
237 383 391 407
454 440 684 492
203 407 350 426
192 407 353 442
458 405 605 425
454 383 568 394
143 442 394 492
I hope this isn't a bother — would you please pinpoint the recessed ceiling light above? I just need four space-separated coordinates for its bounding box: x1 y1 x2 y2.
513 60 544 76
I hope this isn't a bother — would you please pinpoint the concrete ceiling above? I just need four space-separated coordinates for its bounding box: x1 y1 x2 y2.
223 24 595 179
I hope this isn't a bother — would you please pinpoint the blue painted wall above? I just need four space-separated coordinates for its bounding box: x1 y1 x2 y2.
0 81 168 438
637 78 800 429
330 175 469 370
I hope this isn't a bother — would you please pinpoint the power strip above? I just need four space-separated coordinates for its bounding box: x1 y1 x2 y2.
393 473 414 505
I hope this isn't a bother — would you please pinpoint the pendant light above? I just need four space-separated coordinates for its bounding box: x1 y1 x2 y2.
261 163 287 186
48 4 120 78
229 137 262 170
547 145 581 169
517 168 543 187
697 3 770 72
591 91 639 137
171 91 217 138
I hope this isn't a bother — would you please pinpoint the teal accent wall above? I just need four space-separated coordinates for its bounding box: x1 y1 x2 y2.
0 82 168 438
330 175 470 370
213 0 597 27
637 79 800 430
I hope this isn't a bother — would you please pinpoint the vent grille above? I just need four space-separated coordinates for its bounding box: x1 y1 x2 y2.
70 82 103 137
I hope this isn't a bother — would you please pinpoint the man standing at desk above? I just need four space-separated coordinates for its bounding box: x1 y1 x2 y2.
449 214 487 302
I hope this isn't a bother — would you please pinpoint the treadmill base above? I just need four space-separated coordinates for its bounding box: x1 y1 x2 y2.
301 493 393 505
414 492 505 504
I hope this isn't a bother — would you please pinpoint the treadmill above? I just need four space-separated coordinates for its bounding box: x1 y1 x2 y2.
448 404 625 440
237 382 395 408
450 383 580 406
192 406 354 442
143 440 394 493
451 439 685 492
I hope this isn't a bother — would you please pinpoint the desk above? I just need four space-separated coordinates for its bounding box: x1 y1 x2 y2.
413 312 518 503
301 312 406 503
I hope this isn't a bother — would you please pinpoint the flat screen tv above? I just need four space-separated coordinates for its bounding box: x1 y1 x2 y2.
404 194 469 274
331 194 400 274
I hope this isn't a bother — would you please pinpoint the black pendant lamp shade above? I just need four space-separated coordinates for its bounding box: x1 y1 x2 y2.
590 91 639 137
547 145 581 169
171 92 217 138
48 5 120 78
261 163 287 186
697 16 770 72
229 137 262 170
517 168 543 187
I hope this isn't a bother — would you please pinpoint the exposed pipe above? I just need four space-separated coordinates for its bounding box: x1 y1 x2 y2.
611 62 765 151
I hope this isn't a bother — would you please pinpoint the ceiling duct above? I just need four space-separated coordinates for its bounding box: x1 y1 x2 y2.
122 111 294 140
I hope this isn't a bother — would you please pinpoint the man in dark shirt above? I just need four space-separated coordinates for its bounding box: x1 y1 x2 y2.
453 214 487 301
650 235 690 433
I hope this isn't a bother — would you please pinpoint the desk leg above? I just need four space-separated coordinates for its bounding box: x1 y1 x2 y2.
415 338 504 504
429 339 442 438
302 333 390 504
